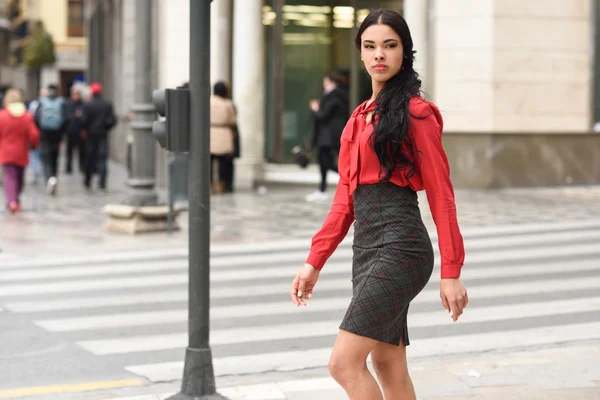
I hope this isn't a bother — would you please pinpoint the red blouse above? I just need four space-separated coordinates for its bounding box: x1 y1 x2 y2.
306 96 465 279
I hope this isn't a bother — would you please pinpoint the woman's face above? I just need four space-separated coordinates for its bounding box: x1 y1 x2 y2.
360 23 404 84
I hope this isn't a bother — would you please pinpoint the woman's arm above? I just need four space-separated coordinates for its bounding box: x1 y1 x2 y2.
412 105 465 279
306 178 355 270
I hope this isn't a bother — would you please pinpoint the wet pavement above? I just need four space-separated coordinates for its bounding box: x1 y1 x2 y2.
2 161 600 259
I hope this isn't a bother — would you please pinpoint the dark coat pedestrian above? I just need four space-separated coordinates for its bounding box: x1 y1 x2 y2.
311 85 349 150
306 72 350 199
81 82 116 190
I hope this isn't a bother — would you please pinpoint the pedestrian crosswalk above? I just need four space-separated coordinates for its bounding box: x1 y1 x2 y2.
1 219 600 393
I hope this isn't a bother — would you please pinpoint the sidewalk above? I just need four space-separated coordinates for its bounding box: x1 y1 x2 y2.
216 340 600 400
2 160 600 258
34 340 600 400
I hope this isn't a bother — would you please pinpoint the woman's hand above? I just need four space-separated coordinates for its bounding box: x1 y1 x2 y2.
440 278 468 322
310 100 320 112
291 263 320 307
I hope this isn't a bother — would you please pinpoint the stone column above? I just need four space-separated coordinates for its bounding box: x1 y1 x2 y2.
157 0 190 89
403 0 430 96
111 0 136 165
211 0 232 85
232 0 265 190
109 0 122 116
84 0 96 82
86 0 101 83
126 0 157 205
430 0 494 132
102 0 114 101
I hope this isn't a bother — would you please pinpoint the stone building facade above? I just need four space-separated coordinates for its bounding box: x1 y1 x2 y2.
87 0 600 189
1 0 87 99
32 0 87 95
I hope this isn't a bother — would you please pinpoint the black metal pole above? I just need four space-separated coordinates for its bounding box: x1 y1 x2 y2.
188 0 211 354
167 1 226 399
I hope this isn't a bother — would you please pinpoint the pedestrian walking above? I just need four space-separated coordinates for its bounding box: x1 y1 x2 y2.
305 70 349 202
0 89 40 212
224 81 240 193
65 85 86 174
291 9 468 400
27 88 47 185
81 82 116 191
34 84 68 195
209 81 236 194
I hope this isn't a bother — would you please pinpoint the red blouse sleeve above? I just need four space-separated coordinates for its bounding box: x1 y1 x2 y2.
411 106 465 279
305 179 355 270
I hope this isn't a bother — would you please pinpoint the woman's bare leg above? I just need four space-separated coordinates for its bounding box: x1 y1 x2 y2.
329 329 383 400
371 339 416 400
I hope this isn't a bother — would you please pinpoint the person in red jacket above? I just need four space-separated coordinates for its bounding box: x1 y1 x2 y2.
0 88 40 213
290 9 468 400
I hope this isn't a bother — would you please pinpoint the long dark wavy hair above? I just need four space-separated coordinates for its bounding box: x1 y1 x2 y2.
355 9 422 181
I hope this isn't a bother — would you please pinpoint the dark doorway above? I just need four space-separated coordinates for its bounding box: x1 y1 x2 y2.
60 70 85 97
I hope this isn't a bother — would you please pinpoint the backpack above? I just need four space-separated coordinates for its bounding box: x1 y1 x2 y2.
38 97 65 131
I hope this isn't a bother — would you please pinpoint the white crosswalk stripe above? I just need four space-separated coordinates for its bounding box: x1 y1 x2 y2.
2 228 600 282
33 294 600 334
5 258 598 313
0 220 599 390
1 242 599 297
72 296 600 355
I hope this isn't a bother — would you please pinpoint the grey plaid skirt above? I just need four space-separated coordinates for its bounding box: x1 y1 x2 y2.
339 183 435 346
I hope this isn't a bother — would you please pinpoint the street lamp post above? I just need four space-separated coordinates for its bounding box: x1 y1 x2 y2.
127 0 158 206
166 1 226 399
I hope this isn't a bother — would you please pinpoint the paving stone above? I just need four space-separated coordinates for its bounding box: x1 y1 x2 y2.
541 388 600 400
420 396 485 400
218 382 286 399
475 385 553 400
412 369 475 397
283 388 347 400
476 385 600 400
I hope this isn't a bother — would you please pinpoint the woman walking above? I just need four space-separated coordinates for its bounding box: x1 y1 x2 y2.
291 9 468 400
0 89 40 213
209 81 236 194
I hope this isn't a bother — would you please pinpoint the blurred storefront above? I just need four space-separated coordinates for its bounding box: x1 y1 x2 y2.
263 1 403 163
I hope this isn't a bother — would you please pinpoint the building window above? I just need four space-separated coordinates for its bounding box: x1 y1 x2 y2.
67 0 84 37
8 0 23 21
